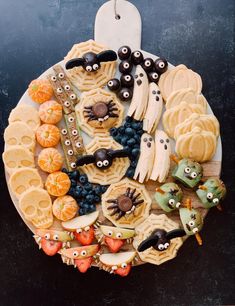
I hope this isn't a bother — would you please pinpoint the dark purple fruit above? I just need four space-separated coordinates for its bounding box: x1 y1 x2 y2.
107 78 120 91
131 50 144 65
154 57 168 74
120 74 134 88
142 58 154 72
118 45 131 60
118 87 133 101
148 71 160 83
119 60 133 74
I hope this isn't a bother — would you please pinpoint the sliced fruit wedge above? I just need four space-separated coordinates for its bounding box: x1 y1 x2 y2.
62 211 99 231
100 225 135 240
115 264 132 277
104 236 124 253
35 229 73 242
75 226 95 246
60 244 99 259
41 238 62 256
99 251 136 266
75 257 93 273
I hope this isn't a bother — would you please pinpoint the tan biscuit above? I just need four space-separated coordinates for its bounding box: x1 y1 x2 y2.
64 40 116 91
133 214 183 265
8 104 40 131
174 113 220 139
162 101 205 138
158 64 202 101
102 178 151 229
175 127 217 162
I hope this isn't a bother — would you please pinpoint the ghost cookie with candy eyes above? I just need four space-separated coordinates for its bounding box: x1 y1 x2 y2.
150 130 171 183
134 133 155 183
127 65 149 120
155 182 183 212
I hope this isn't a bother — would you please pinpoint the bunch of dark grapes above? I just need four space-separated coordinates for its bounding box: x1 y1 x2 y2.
110 116 144 178
107 45 168 100
62 169 108 215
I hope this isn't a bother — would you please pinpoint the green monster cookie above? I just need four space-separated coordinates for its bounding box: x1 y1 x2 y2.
172 158 203 188
155 182 183 212
196 178 226 209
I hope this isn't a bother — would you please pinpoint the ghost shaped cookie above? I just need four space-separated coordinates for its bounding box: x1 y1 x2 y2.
150 130 171 183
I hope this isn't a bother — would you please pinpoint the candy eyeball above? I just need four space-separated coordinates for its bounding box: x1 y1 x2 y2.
184 167 191 174
76 228 82 234
103 160 109 167
51 76 57 82
73 251 79 257
154 57 168 74
131 50 144 65
207 192 213 200
116 232 122 239
179 207 203 236
142 58 154 72
44 233 50 240
96 161 103 168
164 242 170 249
120 74 134 88
121 262 127 268
86 65 92 72
118 88 133 101
118 45 131 60
108 231 113 236
213 198 219 204
191 171 197 178
119 60 133 74
148 71 160 83
158 244 165 251
188 220 195 227
81 250 87 256
58 72 64 79
71 162 76 169
53 234 59 240
107 78 120 91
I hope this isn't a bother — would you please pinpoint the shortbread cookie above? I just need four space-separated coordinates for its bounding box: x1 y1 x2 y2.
143 82 163 134
9 168 42 199
39 100 63 124
127 65 149 120
133 214 183 265
36 124 60 148
150 130 171 183
19 187 53 229
2 145 35 174
28 79 53 104
80 136 130 185
102 177 151 229
38 148 63 173
4 122 36 152
163 101 205 138
166 88 207 111
176 127 217 162
174 113 220 139
60 127 78 171
158 64 202 101
8 104 41 131
77 88 124 137
134 133 155 183
64 40 116 91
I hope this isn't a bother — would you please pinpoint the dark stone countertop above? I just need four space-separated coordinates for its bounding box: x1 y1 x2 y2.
0 1 234 305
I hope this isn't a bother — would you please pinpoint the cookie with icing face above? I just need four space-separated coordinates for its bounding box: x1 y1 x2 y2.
143 83 163 134
158 64 202 101
127 65 149 120
134 133 155 183
150 130 171 183
155 182 183 212
163 101 205 138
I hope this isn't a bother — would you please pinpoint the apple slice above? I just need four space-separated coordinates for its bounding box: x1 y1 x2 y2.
62 211 99 231
60 244 99 259
35 229 73 242
100 225 135 240
99 251 136 267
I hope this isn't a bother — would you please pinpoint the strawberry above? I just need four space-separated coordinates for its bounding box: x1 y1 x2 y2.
41 238 62 256
74 226 95 245
114 264 132 277
75 257 92 273
104 236 124 253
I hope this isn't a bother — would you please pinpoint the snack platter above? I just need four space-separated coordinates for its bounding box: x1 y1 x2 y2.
3 39 226 276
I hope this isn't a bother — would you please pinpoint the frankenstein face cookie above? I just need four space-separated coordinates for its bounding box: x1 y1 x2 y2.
196 178 226 209
155 183 183 212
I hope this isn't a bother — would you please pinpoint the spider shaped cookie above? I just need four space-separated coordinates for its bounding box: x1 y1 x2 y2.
84 100 118 123
107 187 144 220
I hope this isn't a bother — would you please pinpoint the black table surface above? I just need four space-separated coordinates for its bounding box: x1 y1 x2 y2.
0 0 234 305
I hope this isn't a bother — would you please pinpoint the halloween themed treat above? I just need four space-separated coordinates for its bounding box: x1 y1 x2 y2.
118 87 133 101
52 195 78 221
8 104 41 131
36 124 60 148
64 112 84 155
133 214 184 265
131 50 144 65
150 130 171 183
19 187 53 229
107 78 120 91
143 82 163 134
134 133 155 183
34 229 74 256
142 58 154 72
28 79 53 104
118 45 132 60
59 244 100 273
175 127 217 162
60 128 78 171
120 74 134 88
158 64 202 101
38 148 63 173
95 225 135 253
3 145 35 174
4 122 36 152
64 40 116 91
147 71 160 84
102 178 151 228
38 100 63 124
9 168 43 199
154 57 168 74
196 178 226 210
97 251 136 276
172 157 203 188
45 171 71 197
119 59 133 74
155 183 183 212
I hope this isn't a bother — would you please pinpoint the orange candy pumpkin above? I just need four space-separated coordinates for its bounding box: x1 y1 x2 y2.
38 148 63 173
45 171 71 197
36 124 60 147
52 195 78 221
39 100 63 124
28 79 54 104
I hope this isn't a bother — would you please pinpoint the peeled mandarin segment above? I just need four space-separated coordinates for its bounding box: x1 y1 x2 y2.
39 100 63 124
52 195 78 221
28 79 53 104
38 148 63 173
45 171 71 197
36 124 60 147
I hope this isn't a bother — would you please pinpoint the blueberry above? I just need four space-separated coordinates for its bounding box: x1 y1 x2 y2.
71 179 77 187
114 135 122 144
134 134 141 142
75 185 83 193
79 208 85 215
86 194 94 203
81 190 88 197
124 127 134 136
137 129 144 135
84 183 93 191
94 185 102 195
132 148 140 157
94 195 101 203
67 188 75 197
89 204 96 211
131 160 137 168
110 127 118 137
118 126 125 134
123 146 132 154
127 138 136 146
70 170 80 180
125 116 133 123
121 136 128 146
126 167 135 178
101 185 108 193
61 168 68 173
134 143 140 148
79 174 88 184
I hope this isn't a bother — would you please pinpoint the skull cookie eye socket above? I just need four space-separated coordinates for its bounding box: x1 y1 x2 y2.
188 220 195 227
53 234 59 240
158 244 164 251
191 172 197 178
184 167 191 174
103 160 109 167
44 233 50 240
93 64 99 70
96 161 103 168
213 198 219 204
164 242 169 249
86 66 92 72
81 250 87 256
73 251 79 257
207 192 213 200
